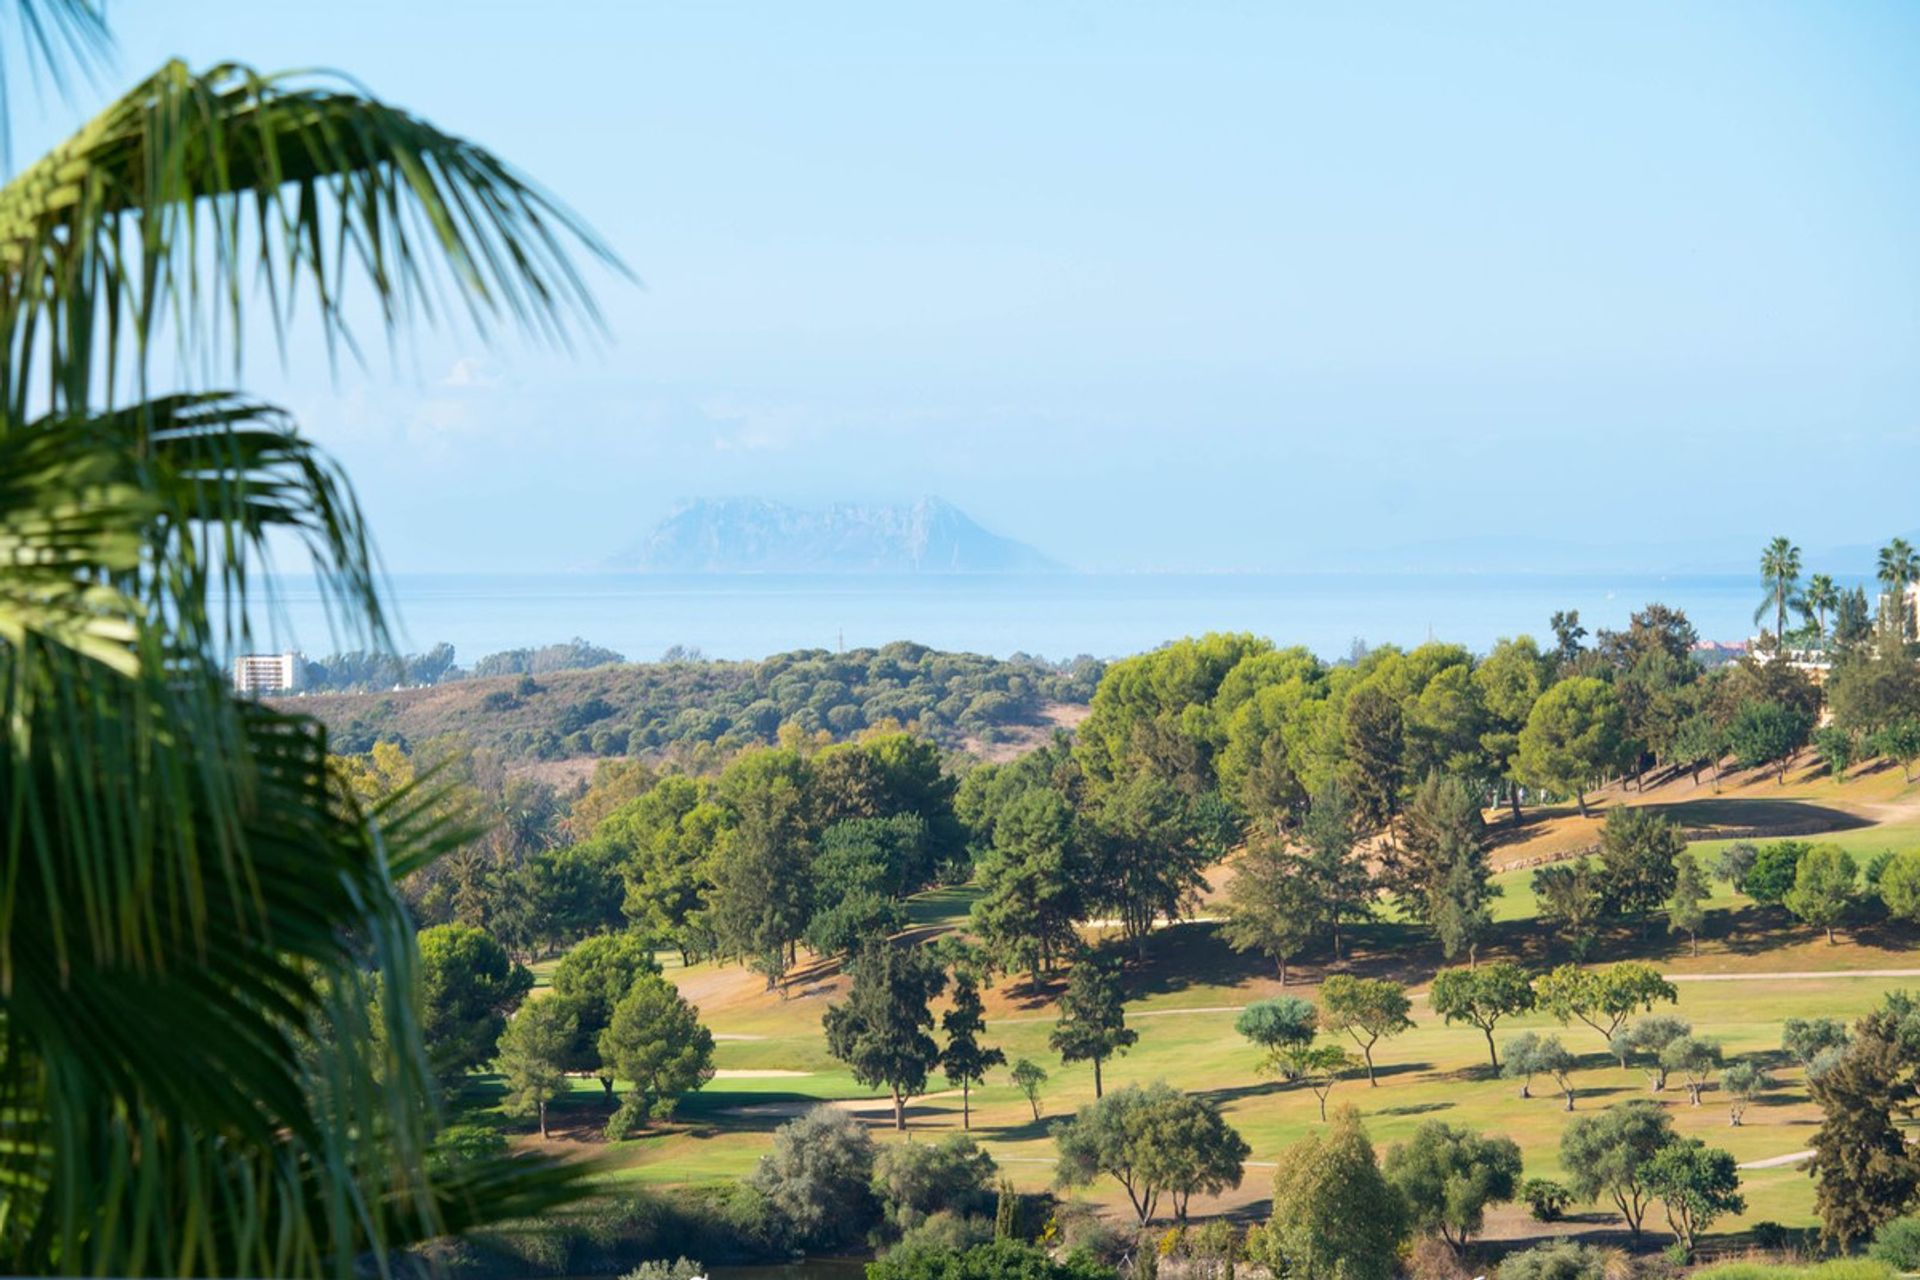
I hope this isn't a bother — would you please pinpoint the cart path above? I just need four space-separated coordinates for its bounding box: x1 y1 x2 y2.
1739 1149 1814 1170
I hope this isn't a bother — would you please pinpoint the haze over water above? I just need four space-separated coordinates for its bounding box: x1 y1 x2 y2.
257 571 1781 667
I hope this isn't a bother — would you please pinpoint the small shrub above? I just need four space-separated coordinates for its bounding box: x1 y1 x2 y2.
889 1212 994 1256
622 1260 704 1280
428 1122 507 1179
1872 1218 1920 1270
868 1239 1118 1280
1185 1218 1238 1277
1407 1233 1470 1280
1520 1177 1572 1222
749 1105 879 1250
1053 1204 1128 1265
1693 1262 1894 1280
873 1133 997 1234
1497 1240 1625 1280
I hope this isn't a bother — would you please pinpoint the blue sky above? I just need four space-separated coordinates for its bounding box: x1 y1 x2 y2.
28 2 1920 572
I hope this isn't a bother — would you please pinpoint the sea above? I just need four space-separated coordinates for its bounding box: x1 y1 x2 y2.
248 571 1773 667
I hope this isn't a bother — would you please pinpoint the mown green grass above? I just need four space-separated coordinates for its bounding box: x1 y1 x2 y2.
561 948 1912 1236
498 796 1920 1243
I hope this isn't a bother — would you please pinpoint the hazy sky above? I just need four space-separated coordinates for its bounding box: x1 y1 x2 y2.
33 2 1920 572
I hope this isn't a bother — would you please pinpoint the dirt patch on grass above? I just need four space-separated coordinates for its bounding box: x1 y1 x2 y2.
961 702 1090 762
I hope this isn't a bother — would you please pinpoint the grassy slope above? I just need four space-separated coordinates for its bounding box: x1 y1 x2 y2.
481 766 1920 1245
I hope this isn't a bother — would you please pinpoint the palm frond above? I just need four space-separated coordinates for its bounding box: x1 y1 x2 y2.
0 30 625 1272
0 394 599 1273
0 59 626 416
0 1 110 169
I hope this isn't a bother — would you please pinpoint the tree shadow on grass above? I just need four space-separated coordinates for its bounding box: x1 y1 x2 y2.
1117 921 1278 999
1343 1060 1431 1085
1189 1079 1303 1108
1373 1100 1455 1118
1630 797 1871 837
976 1113 1067 1143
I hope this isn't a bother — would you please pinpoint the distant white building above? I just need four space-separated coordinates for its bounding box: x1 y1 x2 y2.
233 652 301 696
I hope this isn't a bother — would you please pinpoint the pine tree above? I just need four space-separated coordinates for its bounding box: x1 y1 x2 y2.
1669 852 1708 956
497 998 578 1138
1050 952 1138 1098
706 777 815 990
1809 996 1920 1247
1220 836 1319 984
940 972 1006 1130
823 941 948 1130
1393 773 1498 963
1298 781 1373 958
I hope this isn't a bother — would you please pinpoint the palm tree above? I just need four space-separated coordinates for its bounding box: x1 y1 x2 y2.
0 8 620 1274
1802 573 1839 640
1878 538 1920 642
1755 536 1802 641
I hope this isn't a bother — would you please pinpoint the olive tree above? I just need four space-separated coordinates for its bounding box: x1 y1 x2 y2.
1319 975 1415 1086
1384 1121 1524 1248
1559 1100 1676 1239
1429 963 1535 1069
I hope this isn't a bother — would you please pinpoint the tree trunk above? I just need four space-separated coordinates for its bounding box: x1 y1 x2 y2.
1093 1055 1104 1099
962 1080 971 1131
1691 932 1699 958
1518 1082 1531 1099
1485 1028 1500 1070
1279 956 1288 986
1827 925 1836 945
1575 789 1589 818
600 1075 615 1098
1509 784 1523 824
538 1100 548 1139
893 1087 907 1131
1563 1088 1575 1112
1363 1046 1378 1086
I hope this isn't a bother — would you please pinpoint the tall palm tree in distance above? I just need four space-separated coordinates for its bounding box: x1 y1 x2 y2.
1878 537 1919 642
0 2 621 1274
1802 572 1839 641
1756 536 1802 642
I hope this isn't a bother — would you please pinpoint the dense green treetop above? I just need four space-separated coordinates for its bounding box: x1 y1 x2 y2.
416 923 533 1080
300 640 1103 760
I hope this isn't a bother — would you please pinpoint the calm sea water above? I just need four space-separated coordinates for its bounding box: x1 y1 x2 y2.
247 571 1765 666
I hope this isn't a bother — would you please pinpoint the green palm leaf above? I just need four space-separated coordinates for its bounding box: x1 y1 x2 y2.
0 396 598 1273
0 8 622 1269
0 58 625 416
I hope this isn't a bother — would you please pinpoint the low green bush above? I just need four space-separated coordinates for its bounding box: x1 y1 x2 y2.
869 1239 1115 1280
622 1260 704 1280
1496 1240 1623 1280
422 1185 788 1280
1872 1217 1920 1270
1519 1177 1571 1222
1693 1260 1894 1280
888 1212 995 1256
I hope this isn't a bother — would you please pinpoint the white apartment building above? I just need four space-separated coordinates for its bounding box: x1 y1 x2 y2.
232 651 302 696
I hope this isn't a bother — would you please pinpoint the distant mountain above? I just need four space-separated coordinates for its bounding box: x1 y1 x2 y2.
609 497 1064 574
